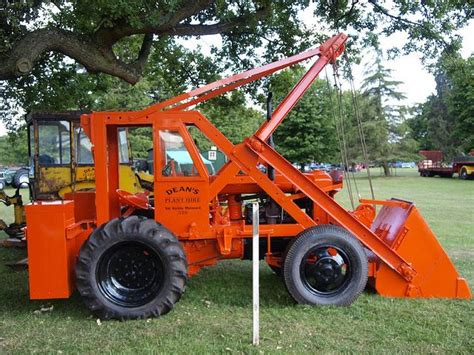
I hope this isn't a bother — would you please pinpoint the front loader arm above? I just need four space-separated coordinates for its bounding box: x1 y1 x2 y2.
256 33 347 141
141 33 347 115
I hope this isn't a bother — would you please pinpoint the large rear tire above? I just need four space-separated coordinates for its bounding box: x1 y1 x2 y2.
76 216 188 320
283 225 368 306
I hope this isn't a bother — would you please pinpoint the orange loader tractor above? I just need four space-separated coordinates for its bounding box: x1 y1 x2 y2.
23 34 470 320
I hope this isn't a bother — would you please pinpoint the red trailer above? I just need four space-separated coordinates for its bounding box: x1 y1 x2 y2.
418 150 474 179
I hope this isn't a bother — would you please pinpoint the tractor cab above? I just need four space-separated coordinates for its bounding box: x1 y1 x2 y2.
26 111 141 200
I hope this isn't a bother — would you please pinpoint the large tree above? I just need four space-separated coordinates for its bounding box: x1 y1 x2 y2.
0 0 310 85
1 1 470 83
0 1 471 130
1 2 471 82
355 45 408 176
408 52 474 158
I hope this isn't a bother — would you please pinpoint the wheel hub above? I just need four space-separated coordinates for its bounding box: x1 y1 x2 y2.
300 245 351 295
314 258 342 284
111 250 157 289
97 242 164 307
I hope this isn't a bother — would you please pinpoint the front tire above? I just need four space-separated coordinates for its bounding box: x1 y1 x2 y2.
76 216 188 320
283 225 368 306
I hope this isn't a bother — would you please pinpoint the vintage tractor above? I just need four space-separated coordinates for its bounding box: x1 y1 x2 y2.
23 33 471 320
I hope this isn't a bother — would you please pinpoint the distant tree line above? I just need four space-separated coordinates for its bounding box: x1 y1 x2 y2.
1 50 472 178
0 128 28 166
408 53 473 160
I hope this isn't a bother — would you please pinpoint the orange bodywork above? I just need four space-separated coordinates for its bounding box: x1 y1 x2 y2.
24 33 470 300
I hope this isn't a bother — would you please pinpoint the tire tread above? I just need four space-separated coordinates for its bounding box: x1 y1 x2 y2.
76 216 188 320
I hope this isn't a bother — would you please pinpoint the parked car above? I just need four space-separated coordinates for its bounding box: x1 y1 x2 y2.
1 168 15 185
0 167 30 188
0 172 5 190
12 168 30 188
390 161 416 169
0 168 12 188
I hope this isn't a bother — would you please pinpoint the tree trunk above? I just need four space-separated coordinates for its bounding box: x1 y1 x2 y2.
382 161 391 176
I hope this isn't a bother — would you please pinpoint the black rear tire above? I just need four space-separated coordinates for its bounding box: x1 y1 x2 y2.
459 168 468 180
76 216 188 320
283 225 368 306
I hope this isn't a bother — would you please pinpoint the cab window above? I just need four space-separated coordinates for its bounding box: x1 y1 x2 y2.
160 130 199 177
28 124 34 158
118 129 130 164
38 121 71 165
75 128 93 164
74 128 129 165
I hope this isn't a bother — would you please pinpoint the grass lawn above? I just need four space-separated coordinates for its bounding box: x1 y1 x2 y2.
0 169 472 353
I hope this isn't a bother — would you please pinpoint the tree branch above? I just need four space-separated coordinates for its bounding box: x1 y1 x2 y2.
0 2 271 84
367 0 421 27
128 33 153 73
0 28 146 84
334 0 359 28
170 6 271 36
132 33 153 75
94 0 213 46
368 0 449 46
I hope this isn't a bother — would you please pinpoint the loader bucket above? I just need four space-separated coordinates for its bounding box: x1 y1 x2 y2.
366 199 471 299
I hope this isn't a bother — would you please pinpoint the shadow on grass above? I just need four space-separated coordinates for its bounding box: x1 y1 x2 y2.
0 250 383 321
0 255 293 320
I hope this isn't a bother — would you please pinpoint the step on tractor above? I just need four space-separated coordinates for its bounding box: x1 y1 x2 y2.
23 33 471 320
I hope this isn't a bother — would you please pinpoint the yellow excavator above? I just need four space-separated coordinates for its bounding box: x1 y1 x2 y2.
0 111 146 242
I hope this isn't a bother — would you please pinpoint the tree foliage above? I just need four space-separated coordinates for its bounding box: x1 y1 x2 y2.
0 127 28 166
344 46 418 176
0 1 472 169
0 1 471 128
200 91 263 145
408 53 474 159
269 66 338 166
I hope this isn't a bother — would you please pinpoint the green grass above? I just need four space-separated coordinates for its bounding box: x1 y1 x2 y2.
0 169 473 353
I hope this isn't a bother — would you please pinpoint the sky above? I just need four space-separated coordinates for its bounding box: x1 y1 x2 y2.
0 16 472 136
360 20 474 106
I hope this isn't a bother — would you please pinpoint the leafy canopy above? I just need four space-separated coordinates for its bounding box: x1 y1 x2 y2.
0 1 472 127
408 53 474 158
